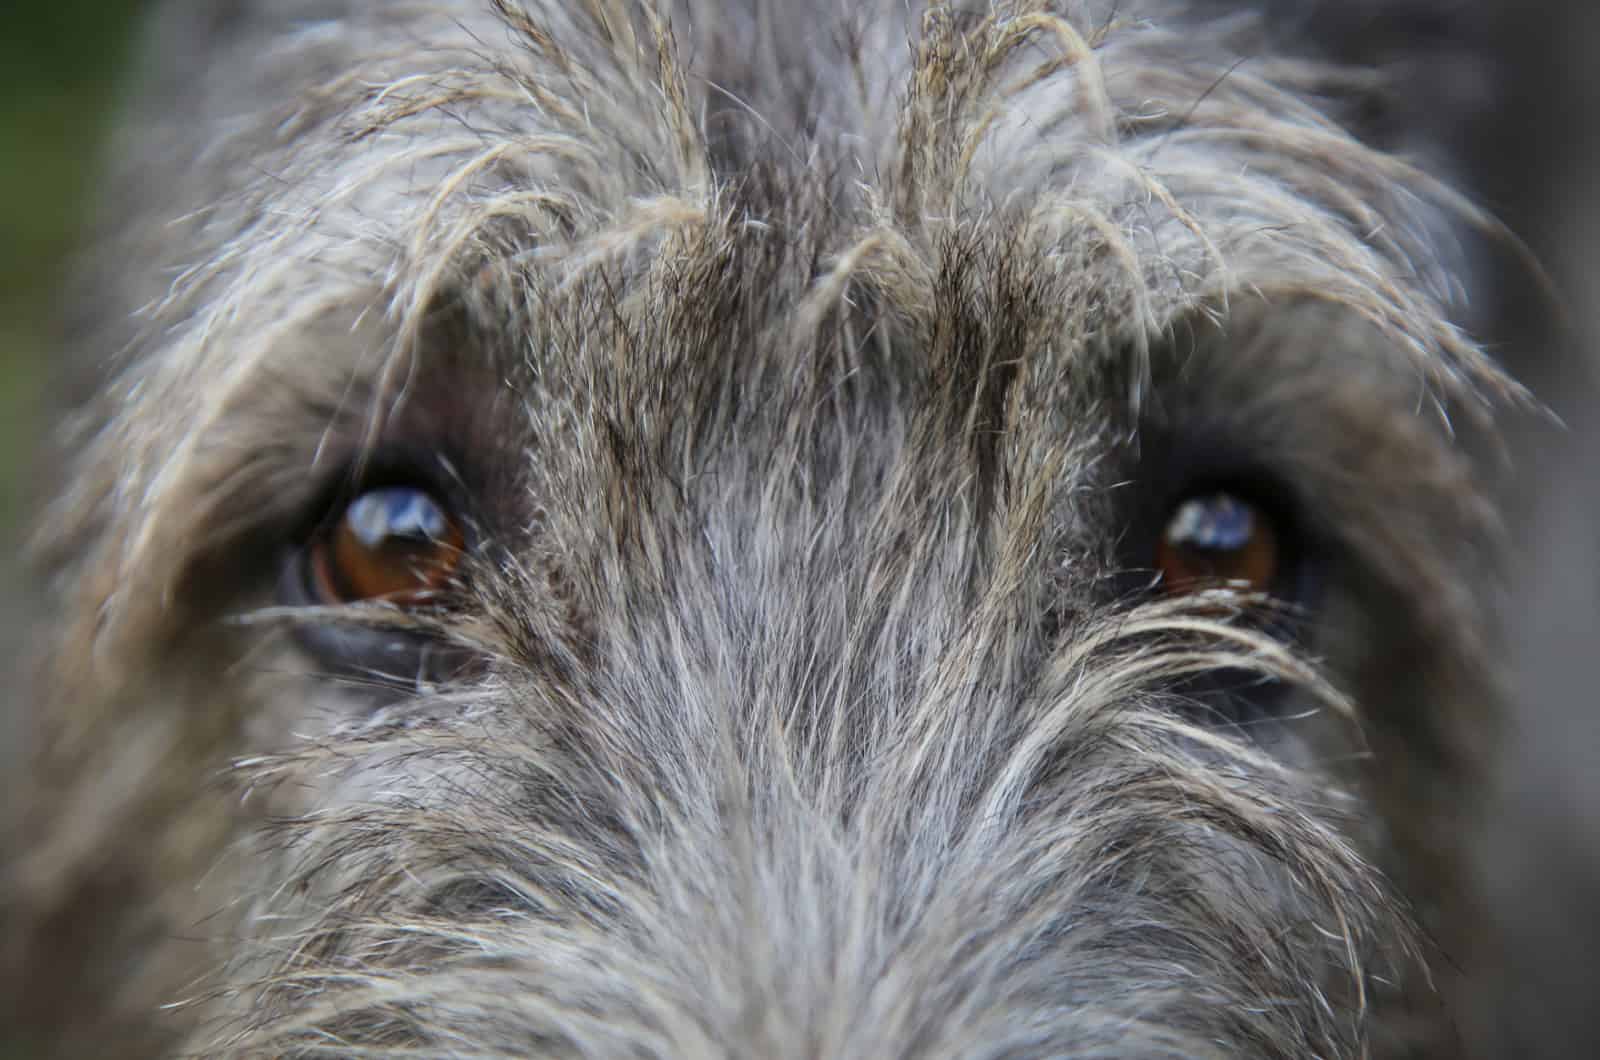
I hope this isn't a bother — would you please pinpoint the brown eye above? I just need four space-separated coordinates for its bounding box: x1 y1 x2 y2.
309 486 465 604
1155 491 1279 594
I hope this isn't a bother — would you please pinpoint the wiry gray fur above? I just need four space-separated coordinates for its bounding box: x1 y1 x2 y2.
3 1 1533 1056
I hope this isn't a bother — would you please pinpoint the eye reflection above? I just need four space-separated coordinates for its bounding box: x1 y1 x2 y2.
309 486 466 605
1155 491 1280 594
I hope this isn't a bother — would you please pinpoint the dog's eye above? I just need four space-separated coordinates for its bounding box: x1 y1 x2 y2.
1154 491 1279 595
308 486 465 605
281 478 476 691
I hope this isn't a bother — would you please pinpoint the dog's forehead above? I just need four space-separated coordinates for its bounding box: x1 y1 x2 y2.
96 1 1491 414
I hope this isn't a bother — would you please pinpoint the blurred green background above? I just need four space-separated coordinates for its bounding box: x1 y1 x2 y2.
0 1 146 531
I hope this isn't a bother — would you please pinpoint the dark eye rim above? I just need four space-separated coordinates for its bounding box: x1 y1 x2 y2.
1101 449 1329 727
1109 428 1326 626
1151 473 1309 605
277 447 481 689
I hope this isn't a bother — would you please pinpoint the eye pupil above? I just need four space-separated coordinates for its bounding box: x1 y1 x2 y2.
311 486 465 604
1155 490 1279 594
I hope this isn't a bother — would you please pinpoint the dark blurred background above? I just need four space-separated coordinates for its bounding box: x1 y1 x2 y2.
0 4 147 878
0 1 146 526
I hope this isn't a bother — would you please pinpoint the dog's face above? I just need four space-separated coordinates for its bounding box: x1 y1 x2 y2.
6 2 1529 1056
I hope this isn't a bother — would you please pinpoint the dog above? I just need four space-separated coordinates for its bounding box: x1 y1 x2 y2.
4 2 1589 1055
